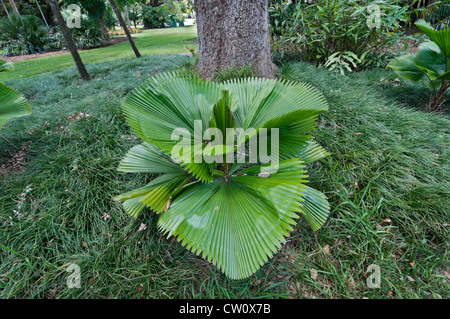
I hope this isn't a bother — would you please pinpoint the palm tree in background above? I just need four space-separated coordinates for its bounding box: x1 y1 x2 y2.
46 0 90 81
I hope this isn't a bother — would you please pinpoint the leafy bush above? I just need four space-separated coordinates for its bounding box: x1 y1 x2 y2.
126 3 143 29
54 11 105 50
115 73 331 279
270 0 409 71
387 20 450 111
103 3 119 30
142 5 170 29
163 0 193 14
0 15 51 56
0 83 32 128
70 16 105 49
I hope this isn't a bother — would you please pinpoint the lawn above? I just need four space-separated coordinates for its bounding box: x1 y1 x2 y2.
0 26 198 82
0 28 449 298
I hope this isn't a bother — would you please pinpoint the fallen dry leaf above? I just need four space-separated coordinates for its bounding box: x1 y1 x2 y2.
138 223 147 232
406 276 415 282
348 277 356 288
310 269 318 282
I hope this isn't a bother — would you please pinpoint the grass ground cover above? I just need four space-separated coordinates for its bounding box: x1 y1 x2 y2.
0 47 448 298
0 26 198 82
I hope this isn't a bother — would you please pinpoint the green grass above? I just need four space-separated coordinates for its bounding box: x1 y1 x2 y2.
0 26 198 82
0 52 449 298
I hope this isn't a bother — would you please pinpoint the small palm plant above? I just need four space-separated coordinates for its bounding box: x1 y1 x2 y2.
0 59 9 72
387 20 450 112
0 83 32 129
115 72 331 279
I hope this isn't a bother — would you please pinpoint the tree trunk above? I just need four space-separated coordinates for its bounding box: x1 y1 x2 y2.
47 0 90 81
194 0 275 79
9 0 20 17
427 80 448 112
124 5 131 30
36 0 49 27
109 0 141 58
1 0 10 18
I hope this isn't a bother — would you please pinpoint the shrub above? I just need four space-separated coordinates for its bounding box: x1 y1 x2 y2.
387 20 450 112
128 4 142 29
71 16 105 49
115 73 331 279
54 11 105 50
142 5 170 29
270 0 409 71
103 4 118 30
0 15 51 56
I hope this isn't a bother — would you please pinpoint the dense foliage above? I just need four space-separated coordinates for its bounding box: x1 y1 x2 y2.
141 5 170 29
0 14 53 56
387 19 450 111
269 0 409 72
60 10 106 50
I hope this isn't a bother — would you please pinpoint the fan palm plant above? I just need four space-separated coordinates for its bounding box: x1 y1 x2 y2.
115 72 331 279
0 59 10 72
0 82 32 128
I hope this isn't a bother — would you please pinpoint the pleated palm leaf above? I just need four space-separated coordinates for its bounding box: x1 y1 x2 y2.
0 83 32 128
115 72 331 279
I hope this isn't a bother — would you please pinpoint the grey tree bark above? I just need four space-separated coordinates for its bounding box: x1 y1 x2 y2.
1 0 10 18
194 0 275 79
109 0 141 58
47 0 90 81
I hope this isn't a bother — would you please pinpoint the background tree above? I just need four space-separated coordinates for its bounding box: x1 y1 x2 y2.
1 0 11 18
194 0 275 79
9 0 20 17
109 0 141 58
47 0 90 81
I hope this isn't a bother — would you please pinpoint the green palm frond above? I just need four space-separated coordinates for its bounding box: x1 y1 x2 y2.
415 19 450 58
117 72 331 279
0 59 13 72
0 83 32 128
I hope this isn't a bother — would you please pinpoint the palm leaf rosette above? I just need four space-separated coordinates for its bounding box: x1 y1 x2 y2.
115 72 331 279
0 83 32 128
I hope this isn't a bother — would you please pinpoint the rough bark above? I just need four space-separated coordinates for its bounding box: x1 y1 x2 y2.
47 0 90 81
194 0 275 79
427 79 448 112
109 0 141 58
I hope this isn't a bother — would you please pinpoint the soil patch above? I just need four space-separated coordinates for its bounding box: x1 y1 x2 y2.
0 142 31 176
